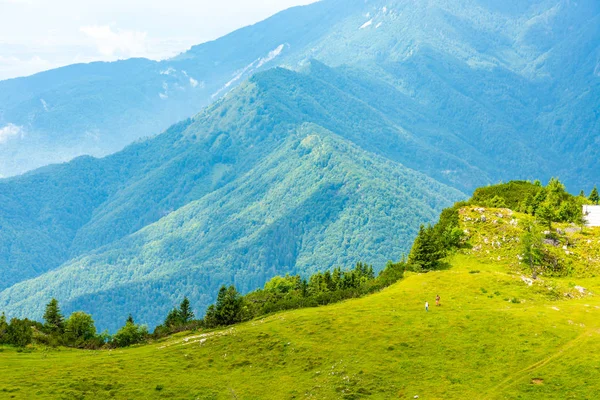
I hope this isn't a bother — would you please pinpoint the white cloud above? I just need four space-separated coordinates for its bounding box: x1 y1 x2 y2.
80 25 148 57
0 0 319 80
189 77 199 87
0 124 24 143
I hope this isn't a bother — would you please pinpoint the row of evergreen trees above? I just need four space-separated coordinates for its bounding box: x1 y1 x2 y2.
153 261 403 338
0 299 148 349
4 179 590 349
0 261 407 348
517 179 595 228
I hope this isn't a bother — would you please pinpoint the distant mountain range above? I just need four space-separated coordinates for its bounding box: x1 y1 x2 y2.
1 0 598 185
1 0 599 330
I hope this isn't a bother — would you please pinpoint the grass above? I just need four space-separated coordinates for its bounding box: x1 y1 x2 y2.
1 209 599 399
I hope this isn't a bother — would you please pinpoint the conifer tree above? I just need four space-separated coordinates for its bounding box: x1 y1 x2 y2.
164 308 181 328
179 297 194 324
205 285 244 327
536 202 555 229
408 225 445 270
126 314 134 324
590 186 599 205
43 298 64 335
0 312 8 344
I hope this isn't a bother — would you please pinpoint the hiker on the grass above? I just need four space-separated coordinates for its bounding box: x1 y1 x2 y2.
425 301 429 312
436 294 440 306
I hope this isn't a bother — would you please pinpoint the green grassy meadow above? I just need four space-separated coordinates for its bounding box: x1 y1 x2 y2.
1 209 599 399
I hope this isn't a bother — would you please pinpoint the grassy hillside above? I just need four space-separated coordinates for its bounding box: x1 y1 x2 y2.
1 209 599 399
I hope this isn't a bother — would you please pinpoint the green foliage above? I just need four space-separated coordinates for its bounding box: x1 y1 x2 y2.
178 297 195 324
43 298 64 336
536 203 555 229
64 312 97 347
112 320 149 348
0 313 8 344
227 260 404 323
474 179 586 229
6 318 33 348
0 118 461 332
471 181 542 211
408 225 447 270
205 286 245 328
521 225 544 274
590 186 600 205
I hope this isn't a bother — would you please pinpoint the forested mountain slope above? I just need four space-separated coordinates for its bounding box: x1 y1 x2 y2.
0 66 463 331
1 0 598 188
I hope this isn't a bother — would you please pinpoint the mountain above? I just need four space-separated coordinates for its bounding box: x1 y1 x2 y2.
2 204 599 398
1 0 599 330
0 64 464 331
0 0 361 177
1 0 599 189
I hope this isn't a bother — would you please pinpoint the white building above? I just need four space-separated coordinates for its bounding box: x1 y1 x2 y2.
583 205 600 227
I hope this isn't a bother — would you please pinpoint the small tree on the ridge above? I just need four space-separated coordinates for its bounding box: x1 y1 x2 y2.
590 186 599 205
536 202 555 229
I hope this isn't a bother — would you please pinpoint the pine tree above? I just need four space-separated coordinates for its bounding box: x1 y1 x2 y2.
205 285 244 327
536 202 555 229
530 189 547 215
164 308 181 328
0 312 8 344
43 298 64 335
590 186 600 205
126 314 134 324
408 224 446 270
179 297 194 324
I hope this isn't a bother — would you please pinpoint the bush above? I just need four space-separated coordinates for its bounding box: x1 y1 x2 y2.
112 322 149 348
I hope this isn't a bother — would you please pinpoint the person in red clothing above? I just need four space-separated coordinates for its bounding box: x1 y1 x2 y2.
435 294 441 306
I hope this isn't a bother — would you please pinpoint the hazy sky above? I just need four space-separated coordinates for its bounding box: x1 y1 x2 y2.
0 0 318 80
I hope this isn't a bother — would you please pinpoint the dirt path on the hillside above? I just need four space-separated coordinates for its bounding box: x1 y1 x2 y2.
483 329 595 399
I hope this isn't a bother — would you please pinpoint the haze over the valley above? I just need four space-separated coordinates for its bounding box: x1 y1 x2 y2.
0 0 317 80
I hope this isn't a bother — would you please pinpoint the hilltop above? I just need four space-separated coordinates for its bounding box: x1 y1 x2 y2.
1 183 599 399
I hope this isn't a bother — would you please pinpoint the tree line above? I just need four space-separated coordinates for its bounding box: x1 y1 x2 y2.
2 178 594 349
0 261 408 349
